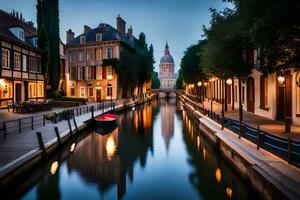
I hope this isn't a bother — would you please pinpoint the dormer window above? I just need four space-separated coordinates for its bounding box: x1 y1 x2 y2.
33 37 38 47
9 27 25 41
96 33 102 41
80 35 86 44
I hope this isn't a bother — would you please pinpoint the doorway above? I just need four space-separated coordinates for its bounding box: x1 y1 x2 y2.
15 83 22 103
277 76 292 121
96 89 102 102
247 77 255 113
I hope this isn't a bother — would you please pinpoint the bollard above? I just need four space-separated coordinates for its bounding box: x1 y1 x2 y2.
19 119 21 134
239 123 244 139
3 122 7 140
91 106 94 119
73 117 78 132
36 132 46 153
31 116 34 130
67 119 73 135
285 117 291 133
54 127 62 146
257 124 260 150
43 115 46 126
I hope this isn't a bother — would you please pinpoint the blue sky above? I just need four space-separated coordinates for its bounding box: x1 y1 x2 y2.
0 0 231 72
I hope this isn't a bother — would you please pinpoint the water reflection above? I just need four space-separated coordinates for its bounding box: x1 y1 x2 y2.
16 99 262 200
159 98 176 151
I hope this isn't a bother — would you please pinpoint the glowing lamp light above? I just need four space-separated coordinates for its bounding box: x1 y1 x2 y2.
277 75 285 85
226 187 233 198
0 79 4 85
107 75 113 80
226 78 233 85
106 135 116 160
203 82 208 86
50 161 59 175
215 168 222 183
70 143 76 153
197 81 202 87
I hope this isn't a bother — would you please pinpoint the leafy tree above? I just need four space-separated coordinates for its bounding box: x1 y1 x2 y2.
176 68 183 89
151 71 160 89
181 41 207 84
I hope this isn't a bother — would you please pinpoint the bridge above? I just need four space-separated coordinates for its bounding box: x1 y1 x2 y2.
151 89 184 98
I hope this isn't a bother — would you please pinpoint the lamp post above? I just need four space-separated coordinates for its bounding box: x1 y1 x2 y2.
225 78 233 112
197 81 202 102
107 74 113 110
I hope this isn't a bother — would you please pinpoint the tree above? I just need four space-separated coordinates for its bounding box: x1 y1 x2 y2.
37 0 60 97
151 71 160 89
176 68 183 89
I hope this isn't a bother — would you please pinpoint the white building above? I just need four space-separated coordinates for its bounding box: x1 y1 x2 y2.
159 42 177 89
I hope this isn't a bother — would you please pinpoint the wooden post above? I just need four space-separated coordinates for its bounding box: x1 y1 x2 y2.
67 119 73 135
19 119 21 134
239 123 244 139
54 127 62 146
36 132 45 153
73 117 78 132
91 106 94 119
43 115 46 126
221 79 225 130
285 117 291 133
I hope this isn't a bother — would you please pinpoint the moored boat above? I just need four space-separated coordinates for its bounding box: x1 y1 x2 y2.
94 113 118 127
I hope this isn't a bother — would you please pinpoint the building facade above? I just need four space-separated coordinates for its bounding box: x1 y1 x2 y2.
65 15 143 101
0 10 44 108
159 42 176 89
198 48 300 126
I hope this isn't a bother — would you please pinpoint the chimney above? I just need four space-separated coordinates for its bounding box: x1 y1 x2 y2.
127 25 133 37
116 14 126 35
66 29 75 44
84 25 91 33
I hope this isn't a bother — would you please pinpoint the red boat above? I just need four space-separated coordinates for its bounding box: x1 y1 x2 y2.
94 113 118 127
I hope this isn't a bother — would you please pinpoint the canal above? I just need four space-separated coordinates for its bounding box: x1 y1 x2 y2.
11 98 262 200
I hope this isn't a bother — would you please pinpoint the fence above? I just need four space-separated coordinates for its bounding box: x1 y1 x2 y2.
182 95 300 168
0 101 116 140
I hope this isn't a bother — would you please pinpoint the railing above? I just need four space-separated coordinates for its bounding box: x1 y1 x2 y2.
0 101 116 140
182 95 300 168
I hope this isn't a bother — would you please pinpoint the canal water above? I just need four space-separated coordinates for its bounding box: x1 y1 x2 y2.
14 98 261 200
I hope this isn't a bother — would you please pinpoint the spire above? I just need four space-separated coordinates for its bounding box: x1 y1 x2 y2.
164 40 170 55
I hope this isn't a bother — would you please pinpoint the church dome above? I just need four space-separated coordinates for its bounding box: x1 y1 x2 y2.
160 55 174 64
160 41 174 64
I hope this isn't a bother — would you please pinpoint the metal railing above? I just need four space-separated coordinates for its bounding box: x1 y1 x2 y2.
182 95 300 168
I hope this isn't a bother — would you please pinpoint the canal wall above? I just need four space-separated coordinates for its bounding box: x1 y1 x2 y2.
0 95 156 189
179 95 300 200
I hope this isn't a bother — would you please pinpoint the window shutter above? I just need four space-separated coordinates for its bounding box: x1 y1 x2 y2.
102 66 107 79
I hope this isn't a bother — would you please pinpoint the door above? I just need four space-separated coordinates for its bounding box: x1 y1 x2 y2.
247 77 255 113
96 90 102 102
277 76 292 120
15 83 22 103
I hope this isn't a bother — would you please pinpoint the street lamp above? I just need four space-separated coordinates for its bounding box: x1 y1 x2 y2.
226 78 232 85
107 83 113 110
197 81 202 87
277 74 285 86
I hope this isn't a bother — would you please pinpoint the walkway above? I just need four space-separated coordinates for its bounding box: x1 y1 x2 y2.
194 97 300 141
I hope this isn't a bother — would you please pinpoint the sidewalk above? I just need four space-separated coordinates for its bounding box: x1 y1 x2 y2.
198 99 300 142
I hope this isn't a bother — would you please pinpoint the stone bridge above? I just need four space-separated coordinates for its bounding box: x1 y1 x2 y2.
151 89 184 98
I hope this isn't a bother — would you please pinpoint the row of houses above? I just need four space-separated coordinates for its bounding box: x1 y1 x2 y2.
0 9 151 108
186 50 300 126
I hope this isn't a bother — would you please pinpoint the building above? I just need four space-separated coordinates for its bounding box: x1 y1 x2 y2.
200 48 300 126
65 15 141 101
0 10 44 108
158 42 177 89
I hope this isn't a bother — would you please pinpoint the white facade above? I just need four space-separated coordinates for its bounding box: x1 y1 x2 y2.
158 42 176 89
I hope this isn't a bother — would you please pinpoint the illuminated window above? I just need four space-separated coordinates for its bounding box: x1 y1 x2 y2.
78 67 84 80
96 66 102 80
28 83 37 98
22 55 27 71
2 48 10 68
37 82 44 97
107 66 112 80
86 51 92 61
14 52 21 70
80 87 85 98
96 48 102 60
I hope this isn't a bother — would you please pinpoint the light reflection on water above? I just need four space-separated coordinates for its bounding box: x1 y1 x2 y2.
15 98 262 200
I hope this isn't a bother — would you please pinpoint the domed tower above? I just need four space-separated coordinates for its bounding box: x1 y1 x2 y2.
159 42 176 88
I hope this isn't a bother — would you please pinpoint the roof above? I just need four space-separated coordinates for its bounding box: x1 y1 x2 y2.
160 55 174 64
0 9 38 49
67 23 135 47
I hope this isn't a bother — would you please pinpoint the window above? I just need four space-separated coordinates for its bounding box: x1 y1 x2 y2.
96 33 102 41
28 83 37 98
22 55 27 71
37 59 41 73
107 66 112 80
78 67 85 80
106 47 112 59
37 82 44 97
70 52 76 62
71 88 75 96
18 29 24 41
88 88 94 97
14 52 21 70
2 48 10 68
33 38 38 47
260 75 269 109
80 36 86 44
80 87 85 98
96 66 102 80
86 66 95 80
70 67 77 80
96 48 102 60
78 52 84 61
107 87 112 96
29 57 38 72
86 51 92 61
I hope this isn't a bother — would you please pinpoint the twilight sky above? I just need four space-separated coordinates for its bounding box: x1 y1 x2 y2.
0 0 231 72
